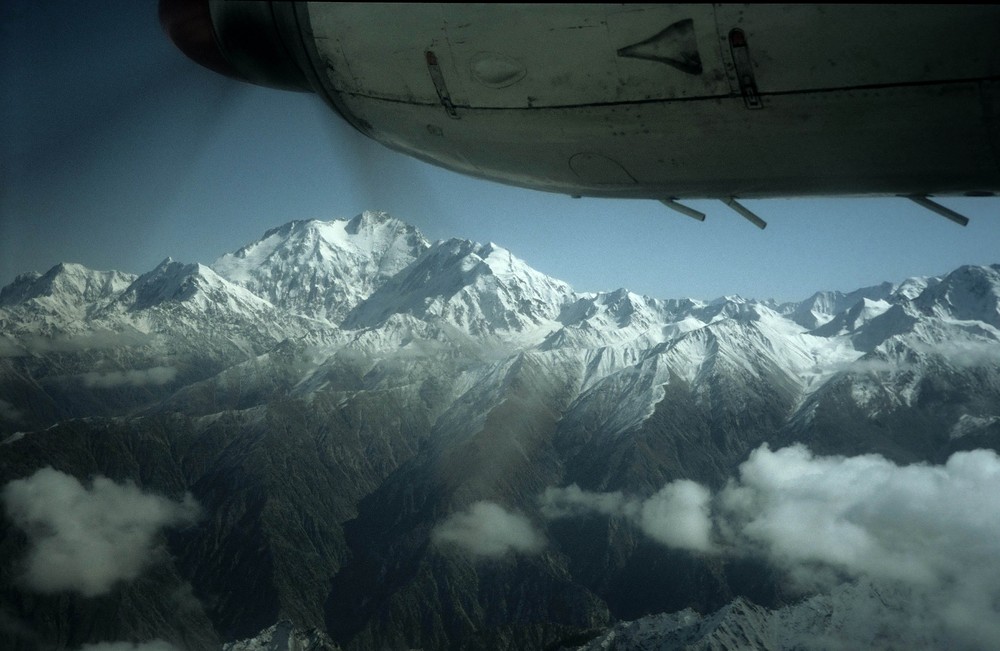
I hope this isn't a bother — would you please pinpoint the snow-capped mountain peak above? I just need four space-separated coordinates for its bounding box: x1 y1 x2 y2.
811 296 893 338
0 262 135 306
343 237 574 338
116 258 267 312
0 262 136 325
211 212 430 322
223 619 339 651
784 281 897 329
915 264 1000 328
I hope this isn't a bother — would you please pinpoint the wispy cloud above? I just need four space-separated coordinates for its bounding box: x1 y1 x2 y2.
432 501 545 557
0 330 153 357
23 330 152 352
540 481 714 553
916 339 1000 367
539 484 637 520
80 366 177 388
2 468 200 597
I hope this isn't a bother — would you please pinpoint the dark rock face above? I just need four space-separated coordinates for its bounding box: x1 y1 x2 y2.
1 216 998 650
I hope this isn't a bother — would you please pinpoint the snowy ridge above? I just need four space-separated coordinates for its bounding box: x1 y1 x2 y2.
1 213 999 443
0 263 135 330
781 281 896 329
811 297 892 338
212 211 429 323
544 289 687 351
116 258 274 314
571 579 942 651
223 620 340 651
344 238 574 340
913 264 1000 328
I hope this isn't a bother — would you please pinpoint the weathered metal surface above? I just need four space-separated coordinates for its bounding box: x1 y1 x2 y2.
178 2 1000 199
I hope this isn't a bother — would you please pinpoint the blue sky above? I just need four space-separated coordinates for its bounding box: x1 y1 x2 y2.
3 2 999 303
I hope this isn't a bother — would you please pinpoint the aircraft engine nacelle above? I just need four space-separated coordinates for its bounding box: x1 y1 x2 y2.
160 1 1000 200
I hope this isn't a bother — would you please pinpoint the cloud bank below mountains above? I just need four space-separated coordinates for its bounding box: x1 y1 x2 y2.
2 468 200 597
541 444 1000 648
721 444 1000 647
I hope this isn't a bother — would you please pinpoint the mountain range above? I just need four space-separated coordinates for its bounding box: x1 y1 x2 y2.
2 211 999 650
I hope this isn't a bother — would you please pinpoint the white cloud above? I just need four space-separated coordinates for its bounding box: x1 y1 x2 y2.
719 444 1000 647
639 480 714 553
540 481 714 553
2 468 200 597
76 642 180 651
432 501 545 557
719 445 1000 585
540 445 1000 647
80 366 177 388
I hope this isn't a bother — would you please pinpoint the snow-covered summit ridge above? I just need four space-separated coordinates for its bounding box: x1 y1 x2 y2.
0 262 134 309
914 264 1000 328
0 262 136 326
223 619 340 651
782 281 897 330
211 211 429 322
572 579 944 651
116 258 273 314
2 215 1000 462
344 237 574 337
2 213 999 366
